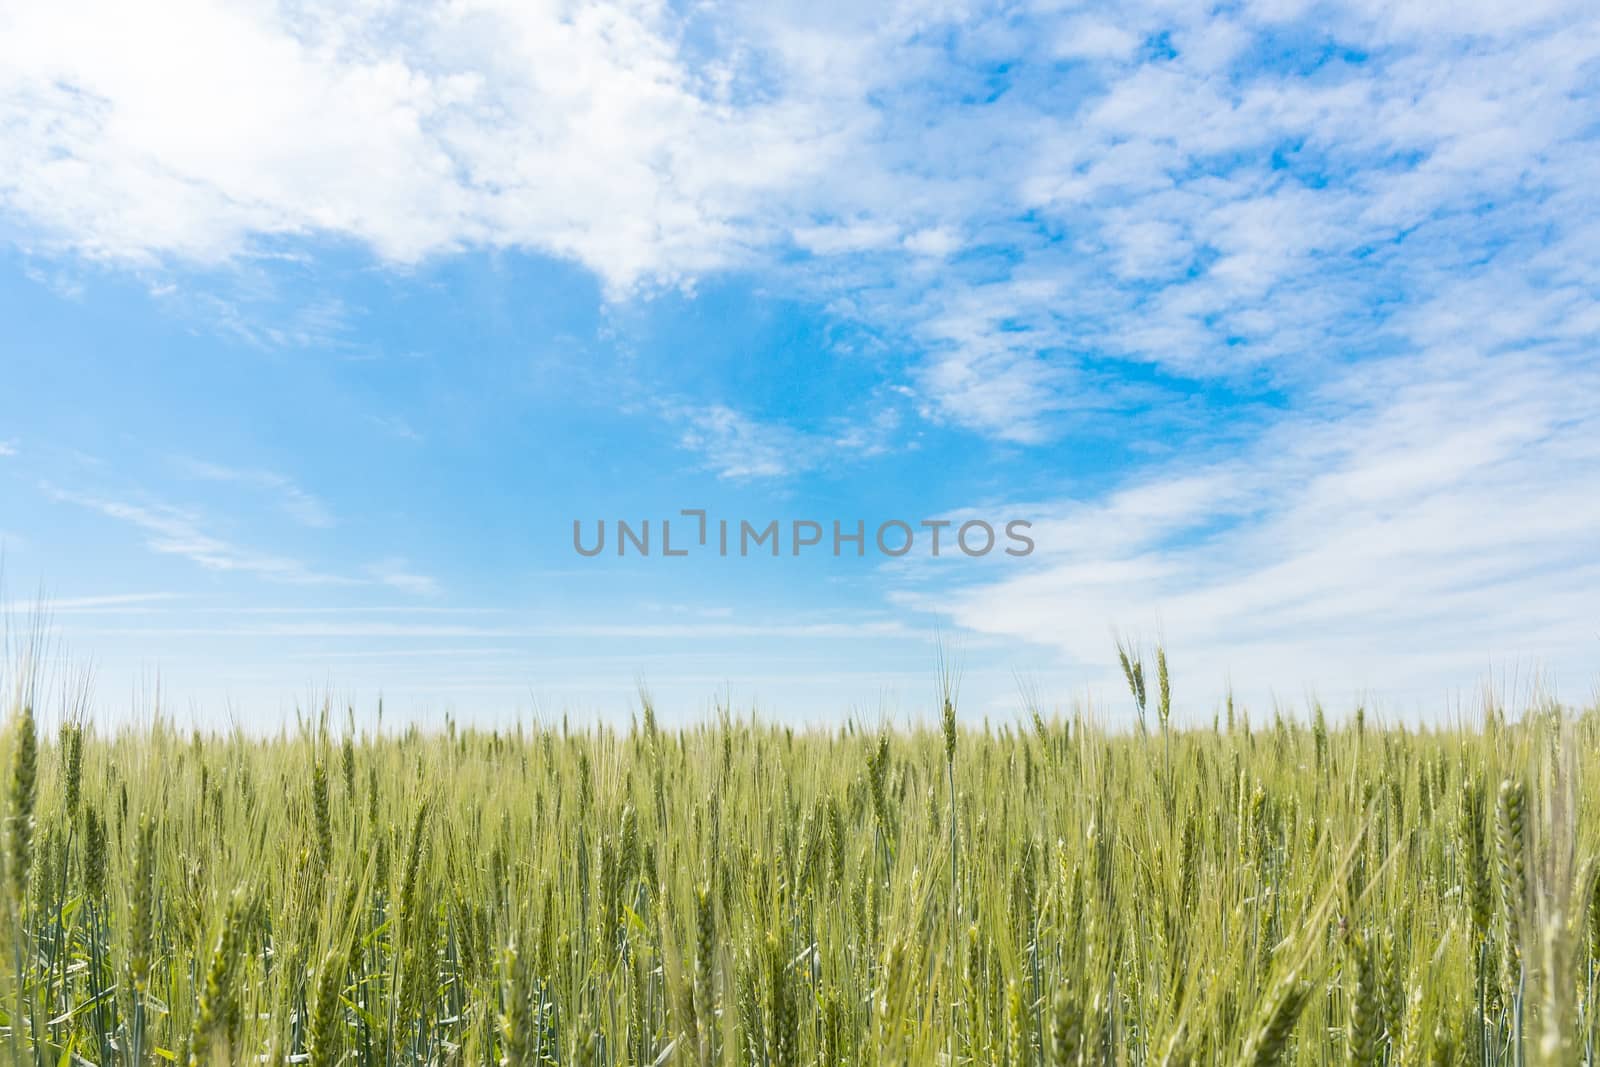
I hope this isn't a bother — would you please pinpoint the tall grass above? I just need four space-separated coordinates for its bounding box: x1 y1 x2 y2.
0 674 1597 1064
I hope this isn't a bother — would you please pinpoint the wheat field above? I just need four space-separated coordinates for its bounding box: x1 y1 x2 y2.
2 659 1598 1065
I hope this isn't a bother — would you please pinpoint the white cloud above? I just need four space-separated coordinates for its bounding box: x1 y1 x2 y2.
42 484 350 584
661 397 907 480
67 619 916 640
0 441 16 457
3 0 1597 447
176 459 335 528
902 227 961 258
0 593 184 614
50 592 183 609
904 344 1600 715
794 221 902 255
367 558 441 598
41 484 441 595
0 0 851 291
667 403 805 481
1052 17 1143 61
849 1 1600 439
367 414 424 443
5 0 1600 717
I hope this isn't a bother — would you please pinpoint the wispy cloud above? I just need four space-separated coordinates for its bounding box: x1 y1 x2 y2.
820 5 1600 443
52 592 184 609
659 397 905 481
0 592 184 614
366 414 424 443
40 483 444 597
171 292 352 351
666 403 806 481
0 441 17 457
67 619 917 640
42 484 350 585
367 558 441 598
175 459 335 528
903 344 1600 712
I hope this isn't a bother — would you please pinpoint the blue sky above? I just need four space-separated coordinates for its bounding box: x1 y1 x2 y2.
2 0 1598 728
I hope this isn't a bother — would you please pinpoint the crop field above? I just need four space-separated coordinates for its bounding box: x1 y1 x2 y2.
2 668 1598 1065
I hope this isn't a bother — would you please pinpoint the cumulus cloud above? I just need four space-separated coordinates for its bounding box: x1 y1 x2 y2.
0 0 851 290
4 0 1597 442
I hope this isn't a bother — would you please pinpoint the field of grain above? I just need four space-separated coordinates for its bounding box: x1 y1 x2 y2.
2 666 1598 1065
